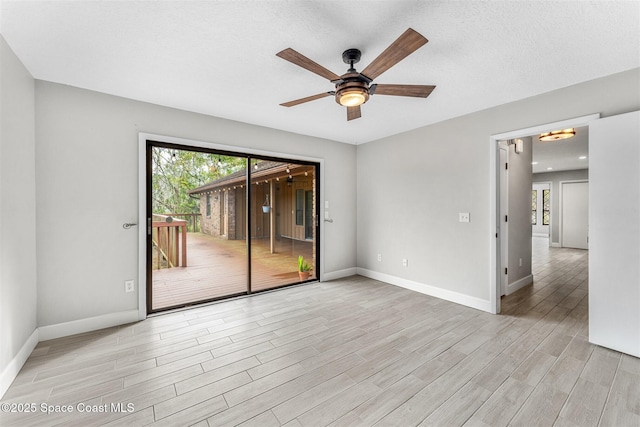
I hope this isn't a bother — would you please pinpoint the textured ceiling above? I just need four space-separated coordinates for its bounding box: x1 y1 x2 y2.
1 1 638 145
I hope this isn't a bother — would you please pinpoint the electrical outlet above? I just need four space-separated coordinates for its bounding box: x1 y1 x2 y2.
459 212 470 223
125 280 135 293
402 258 408 267
377 253 382 262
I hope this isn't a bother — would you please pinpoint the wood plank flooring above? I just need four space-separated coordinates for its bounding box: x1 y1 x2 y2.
2 239 639 426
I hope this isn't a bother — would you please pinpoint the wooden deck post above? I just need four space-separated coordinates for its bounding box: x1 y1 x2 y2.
270 180 276 254
181 222 187 267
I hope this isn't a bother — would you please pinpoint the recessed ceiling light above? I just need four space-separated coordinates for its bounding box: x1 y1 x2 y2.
531 161 539 165
579 156 587 160
546 167 553 170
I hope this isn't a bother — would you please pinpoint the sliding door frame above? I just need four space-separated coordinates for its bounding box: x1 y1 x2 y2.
138 132 324 320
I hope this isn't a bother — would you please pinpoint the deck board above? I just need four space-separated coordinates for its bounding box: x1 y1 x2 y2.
152 233 314 310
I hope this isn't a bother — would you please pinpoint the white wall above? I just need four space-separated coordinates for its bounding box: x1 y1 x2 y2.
589 110 640 357
533 169 589 245
0 36 37 397
35 81 357 329
357 68 640 310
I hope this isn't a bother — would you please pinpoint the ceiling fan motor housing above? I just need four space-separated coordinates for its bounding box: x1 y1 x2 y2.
335 72 370 106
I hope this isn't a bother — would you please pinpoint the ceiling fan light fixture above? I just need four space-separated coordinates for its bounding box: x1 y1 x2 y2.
539 128 576 142
277 28 433 120
336 86 369 107
339 90 366 107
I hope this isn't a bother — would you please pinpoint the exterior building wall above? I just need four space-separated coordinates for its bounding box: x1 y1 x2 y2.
196 170 315 244
200 192 222 237
199 189 243 240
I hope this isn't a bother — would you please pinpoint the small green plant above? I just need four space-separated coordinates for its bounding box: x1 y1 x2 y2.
298 255 311 272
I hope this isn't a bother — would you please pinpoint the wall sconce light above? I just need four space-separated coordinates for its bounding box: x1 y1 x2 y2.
514 139 524 154
505 138 524 154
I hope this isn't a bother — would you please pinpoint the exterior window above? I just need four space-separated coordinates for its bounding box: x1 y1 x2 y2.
296 189 304 225
542 189 550 225
531 190 537 225
206 193 211 217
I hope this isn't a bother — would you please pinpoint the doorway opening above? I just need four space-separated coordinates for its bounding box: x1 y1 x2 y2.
146 140 320 313
490 114 599 314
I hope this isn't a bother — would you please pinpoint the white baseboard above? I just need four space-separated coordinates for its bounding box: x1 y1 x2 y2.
506 274 534 296
0 328 38 400
2 310 139 400
551 242 561 247
38 310 140 342
356 268 493 313
322 267 358 282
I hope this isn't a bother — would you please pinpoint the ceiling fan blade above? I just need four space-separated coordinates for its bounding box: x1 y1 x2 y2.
347 105 361 121
360 28 428 81
372 84 436 98
276 48 341 82
280 92 332 107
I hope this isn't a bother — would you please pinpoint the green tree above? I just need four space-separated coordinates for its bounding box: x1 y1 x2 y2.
151 147 245 215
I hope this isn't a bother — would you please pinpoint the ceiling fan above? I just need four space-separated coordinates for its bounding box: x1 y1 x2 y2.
276 28 435 121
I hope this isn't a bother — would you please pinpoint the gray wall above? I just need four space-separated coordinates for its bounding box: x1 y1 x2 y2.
508 137 533 285
357 68 640 303
35 81 357 327
533 169 589 245
0 37 37 392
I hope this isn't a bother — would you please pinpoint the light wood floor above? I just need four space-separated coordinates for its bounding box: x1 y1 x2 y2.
2 240 639 426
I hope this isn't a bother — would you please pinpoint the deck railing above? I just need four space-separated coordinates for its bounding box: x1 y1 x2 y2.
152 215 187 269
165 213 201 232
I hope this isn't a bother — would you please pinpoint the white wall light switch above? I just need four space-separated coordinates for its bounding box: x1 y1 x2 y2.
459 212 470 223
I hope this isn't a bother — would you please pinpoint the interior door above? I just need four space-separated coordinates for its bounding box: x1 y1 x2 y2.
589 110 640 357
499 145 508 296
561 181 588 249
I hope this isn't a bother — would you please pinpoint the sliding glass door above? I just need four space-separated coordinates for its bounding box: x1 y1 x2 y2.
147 141 319 313
250 160 317 292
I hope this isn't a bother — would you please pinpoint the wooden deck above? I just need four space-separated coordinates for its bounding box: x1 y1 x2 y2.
152 232 315 310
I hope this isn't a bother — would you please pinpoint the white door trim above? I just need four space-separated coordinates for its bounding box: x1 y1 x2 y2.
489 113 600 314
